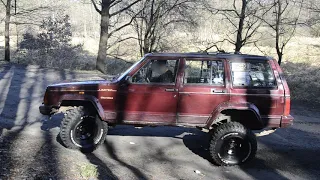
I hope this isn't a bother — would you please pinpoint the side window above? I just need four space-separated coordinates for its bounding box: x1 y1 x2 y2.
184 60 224 86
231 61 276 88
131 59 178 84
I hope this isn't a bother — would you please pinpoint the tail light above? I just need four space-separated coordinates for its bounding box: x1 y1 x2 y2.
273 59 291 116
43 90 49 105
284 97 291 116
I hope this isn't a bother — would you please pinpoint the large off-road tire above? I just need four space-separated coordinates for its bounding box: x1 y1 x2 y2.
59 106 108 153
209 122 257 166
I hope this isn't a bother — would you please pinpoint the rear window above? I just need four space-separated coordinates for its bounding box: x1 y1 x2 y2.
230 61 276 88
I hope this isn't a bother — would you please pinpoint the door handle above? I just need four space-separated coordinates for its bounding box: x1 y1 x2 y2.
165 88 177 92
211 89 226 93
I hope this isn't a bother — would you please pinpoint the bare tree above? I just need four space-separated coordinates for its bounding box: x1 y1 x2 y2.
259 0 303 65
129 0 197 56
2 0 12 61
1 0 53 61
90 0 142 73
207 0 273 53
301 0 320 37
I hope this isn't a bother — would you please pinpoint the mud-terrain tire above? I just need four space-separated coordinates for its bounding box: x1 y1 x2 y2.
209 122 257 166
59 106 108 153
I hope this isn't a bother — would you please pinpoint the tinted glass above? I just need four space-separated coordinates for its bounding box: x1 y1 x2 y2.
231 61 276 87
184 60 224 86
131 59 178 84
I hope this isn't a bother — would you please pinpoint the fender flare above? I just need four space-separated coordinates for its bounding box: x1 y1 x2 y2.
58 94 105 120
206 102 263 128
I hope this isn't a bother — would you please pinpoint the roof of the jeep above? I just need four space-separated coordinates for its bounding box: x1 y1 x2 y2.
146 52 273 61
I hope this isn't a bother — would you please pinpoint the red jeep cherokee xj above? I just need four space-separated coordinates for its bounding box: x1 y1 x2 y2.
39 52 293 166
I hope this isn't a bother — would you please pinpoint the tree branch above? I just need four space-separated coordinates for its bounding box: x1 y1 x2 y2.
0 16 5 22
162 19 191 27
0 0 6 7
159 0 192 19
233 0 240 16
254 42 268 55
110 0 122 8
221 14 238 29
9 21 42 26
202 39 230 52
108 11 140 37
90 0 101 14
242 19 261 44
110 0 141 17
13 6 51 16
106 54 134 64
107 36 138 50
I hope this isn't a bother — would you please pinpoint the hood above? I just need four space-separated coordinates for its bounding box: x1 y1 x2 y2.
50 80 108 86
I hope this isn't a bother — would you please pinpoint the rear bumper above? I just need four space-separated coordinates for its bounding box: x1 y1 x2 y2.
280 115 294 128
39 104 53 115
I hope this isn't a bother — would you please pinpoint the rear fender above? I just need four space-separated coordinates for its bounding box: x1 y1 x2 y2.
59 94 105 120
206 102 263 129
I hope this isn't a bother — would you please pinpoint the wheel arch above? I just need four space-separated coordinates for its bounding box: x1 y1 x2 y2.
207 102 264 130
58 94 105 121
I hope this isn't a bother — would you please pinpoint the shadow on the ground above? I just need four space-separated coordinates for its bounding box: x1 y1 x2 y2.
104 141 148 179
104 122 320 179
84 153 118 180
0 46 4 59
0 64 62 179
0 63 91 179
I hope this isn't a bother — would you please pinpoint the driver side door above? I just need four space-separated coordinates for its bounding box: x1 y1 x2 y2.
118 58 180 125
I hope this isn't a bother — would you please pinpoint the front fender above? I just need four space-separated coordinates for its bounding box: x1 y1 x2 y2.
206 102 262 129
59 94 105 120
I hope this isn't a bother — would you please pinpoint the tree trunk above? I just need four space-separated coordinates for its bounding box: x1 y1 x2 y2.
235 0 247 53
276 30 282 65
275 0 282 65
142 24 151 55
16 23 20 50
142 38 150 55
4 0 12 62
96 0 111 74
277 52 282 65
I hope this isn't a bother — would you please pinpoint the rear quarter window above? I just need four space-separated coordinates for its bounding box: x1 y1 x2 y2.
230 61 276 88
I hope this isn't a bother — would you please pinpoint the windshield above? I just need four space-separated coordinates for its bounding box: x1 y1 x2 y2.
116 56 145 81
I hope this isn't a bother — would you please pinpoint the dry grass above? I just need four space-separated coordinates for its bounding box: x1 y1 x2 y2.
276 37 320 104
78 163 99 179
283 62 320 104
12 47 97 70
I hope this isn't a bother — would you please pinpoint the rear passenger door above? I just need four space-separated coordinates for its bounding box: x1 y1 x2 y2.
229 60 283 126
177 59 229 125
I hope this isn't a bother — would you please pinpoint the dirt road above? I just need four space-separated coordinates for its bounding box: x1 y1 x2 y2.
1 63 320 180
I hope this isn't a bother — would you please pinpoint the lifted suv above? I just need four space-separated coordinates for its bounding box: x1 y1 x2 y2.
40 52 293 166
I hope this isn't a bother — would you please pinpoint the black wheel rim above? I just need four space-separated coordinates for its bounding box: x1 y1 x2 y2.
219 135 251 164
72 116 99 148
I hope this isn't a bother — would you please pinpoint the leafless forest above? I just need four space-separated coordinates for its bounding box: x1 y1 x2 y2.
1 0 320 103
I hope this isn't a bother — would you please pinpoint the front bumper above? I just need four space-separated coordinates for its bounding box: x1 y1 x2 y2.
280 115 294 128
39 104 53 115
